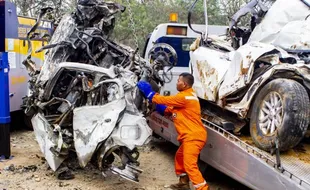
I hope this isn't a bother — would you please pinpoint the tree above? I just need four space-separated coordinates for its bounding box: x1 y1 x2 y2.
111 0 225 52
12 0 248 54
12 0 72 19
219 0 251 25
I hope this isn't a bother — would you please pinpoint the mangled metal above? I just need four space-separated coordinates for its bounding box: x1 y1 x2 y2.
248 0 310 50
22 0 169 182
191 0 310 114
189 0 310 151
219 41 297 100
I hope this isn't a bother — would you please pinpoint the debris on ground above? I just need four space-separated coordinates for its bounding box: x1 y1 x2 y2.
0 131 249 190
55 167 75 180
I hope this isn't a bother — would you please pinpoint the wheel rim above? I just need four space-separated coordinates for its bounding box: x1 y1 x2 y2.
258 92 283 136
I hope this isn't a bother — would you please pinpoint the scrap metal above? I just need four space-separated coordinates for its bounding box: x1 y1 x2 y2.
21 0 171 182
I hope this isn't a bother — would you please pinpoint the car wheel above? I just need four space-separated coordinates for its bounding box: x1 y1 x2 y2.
250 79 310 151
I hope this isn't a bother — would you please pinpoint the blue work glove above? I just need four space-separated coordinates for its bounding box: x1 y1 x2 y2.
156 104 167 116
137 81 155 102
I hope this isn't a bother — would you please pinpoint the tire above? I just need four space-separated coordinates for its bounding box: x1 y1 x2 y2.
250 79 310 151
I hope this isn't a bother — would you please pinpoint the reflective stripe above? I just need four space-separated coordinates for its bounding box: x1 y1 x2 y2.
177 173 187 177
193 181 207 188
191 92 197 96
185 96 199 101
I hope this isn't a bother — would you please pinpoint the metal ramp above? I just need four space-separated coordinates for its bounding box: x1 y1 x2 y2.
147 112 310 190
200 118 310 190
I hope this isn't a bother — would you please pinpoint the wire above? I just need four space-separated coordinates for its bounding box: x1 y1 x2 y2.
75 29 99 66
188 0 203 36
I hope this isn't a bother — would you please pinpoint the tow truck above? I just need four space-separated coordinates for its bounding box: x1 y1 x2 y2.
142 13 227 96
146 0 310 189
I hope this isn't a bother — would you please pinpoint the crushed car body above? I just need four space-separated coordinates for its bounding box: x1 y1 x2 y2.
189 0 310 151
21 0 169 182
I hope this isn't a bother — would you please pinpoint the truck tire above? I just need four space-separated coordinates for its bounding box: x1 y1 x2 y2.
250 79 310 151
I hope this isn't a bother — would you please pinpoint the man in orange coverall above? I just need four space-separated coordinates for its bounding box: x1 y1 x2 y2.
137 73 208 190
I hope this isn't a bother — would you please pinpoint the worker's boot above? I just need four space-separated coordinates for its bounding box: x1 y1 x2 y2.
168 175 190 190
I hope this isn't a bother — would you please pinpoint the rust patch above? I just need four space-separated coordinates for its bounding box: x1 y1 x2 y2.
212 86 217 98
199 70 204 78
197 61 203 77
241 67 249 75
240 60 249 75
204 93 208 100
204 68 216 77
197 62 205 84
239 60 244 76
196 60 219 100
209 68 215 75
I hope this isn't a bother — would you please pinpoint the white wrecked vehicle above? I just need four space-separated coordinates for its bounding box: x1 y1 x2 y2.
21 0 170 182
189 0 310 152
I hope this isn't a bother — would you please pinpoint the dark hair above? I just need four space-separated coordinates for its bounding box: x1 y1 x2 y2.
179 72 194 87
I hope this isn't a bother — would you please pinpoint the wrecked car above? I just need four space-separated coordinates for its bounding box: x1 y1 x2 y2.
21 0 171 182
189 0 310 151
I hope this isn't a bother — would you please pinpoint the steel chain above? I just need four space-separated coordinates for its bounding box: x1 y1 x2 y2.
126 0 139 49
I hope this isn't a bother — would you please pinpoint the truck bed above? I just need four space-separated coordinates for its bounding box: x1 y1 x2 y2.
239 133 310 186
147 112 310 190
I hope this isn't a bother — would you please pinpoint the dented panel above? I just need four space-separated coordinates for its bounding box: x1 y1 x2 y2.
218 42 294 99
224 64 310 118
31 114 66 171
249 0 310 50
73 99 126 167
190 0 310 147
190 47 231 101
21 0 169 183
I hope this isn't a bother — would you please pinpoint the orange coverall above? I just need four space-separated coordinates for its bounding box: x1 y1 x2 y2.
152 88 208 190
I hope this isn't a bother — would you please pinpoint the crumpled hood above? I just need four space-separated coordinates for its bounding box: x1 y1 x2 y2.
249 0 310 51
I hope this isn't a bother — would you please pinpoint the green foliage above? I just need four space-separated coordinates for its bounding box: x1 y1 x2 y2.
112 0 226 54
13 0 248 54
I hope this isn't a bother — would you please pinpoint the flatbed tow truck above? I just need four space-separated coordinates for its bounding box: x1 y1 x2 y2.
145 0 310 189
148 111 310 190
